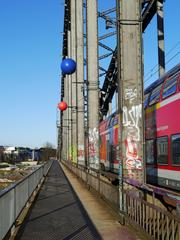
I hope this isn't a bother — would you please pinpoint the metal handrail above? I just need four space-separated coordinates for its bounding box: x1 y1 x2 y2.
0 160 52 240
0 165 42 198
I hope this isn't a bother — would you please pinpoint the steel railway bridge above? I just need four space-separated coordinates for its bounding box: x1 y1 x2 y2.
0 1 180 240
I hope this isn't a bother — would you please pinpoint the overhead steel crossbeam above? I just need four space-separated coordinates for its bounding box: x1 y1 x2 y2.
98 7 117 83
98 31 117 41
100 0 160 117
142 0 157 30
99 52 114 61
83 2 116 79
83 3 116 25
98 7 116 26
98 42 114 52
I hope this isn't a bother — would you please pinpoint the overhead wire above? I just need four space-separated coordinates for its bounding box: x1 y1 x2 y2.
144 40 180 84
144 41 180 87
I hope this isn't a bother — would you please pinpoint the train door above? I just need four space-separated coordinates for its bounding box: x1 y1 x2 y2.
146 139 157 185
109 127 115 172
106 133 110 171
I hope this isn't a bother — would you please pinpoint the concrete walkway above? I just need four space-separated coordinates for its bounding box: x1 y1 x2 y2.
60 162 147 240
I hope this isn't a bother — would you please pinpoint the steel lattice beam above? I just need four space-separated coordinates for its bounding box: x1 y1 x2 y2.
100 0 161 117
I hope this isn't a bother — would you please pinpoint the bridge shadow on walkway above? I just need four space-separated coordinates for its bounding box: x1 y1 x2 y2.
15 160 101 240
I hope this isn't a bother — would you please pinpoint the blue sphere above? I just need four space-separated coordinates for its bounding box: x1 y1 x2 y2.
61 58 76 74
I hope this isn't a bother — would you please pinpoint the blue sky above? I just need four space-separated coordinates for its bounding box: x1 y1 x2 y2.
143 0 180 87
0 0 63 148
0 0 179 148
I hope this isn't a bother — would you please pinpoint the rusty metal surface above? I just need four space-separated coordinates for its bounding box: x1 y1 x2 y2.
15 160 101 240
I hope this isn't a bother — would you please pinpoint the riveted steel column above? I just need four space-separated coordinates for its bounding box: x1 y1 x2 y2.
86 0 99 169
68 30 72 162
64 72 68 161
76 0 85 166
62 72 67 161
64 54 69 162
61 105 66 161
117 0 144 211
157 0 165 76
70 0 77 165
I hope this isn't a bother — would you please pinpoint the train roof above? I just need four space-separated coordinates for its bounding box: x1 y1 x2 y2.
144 63 180 95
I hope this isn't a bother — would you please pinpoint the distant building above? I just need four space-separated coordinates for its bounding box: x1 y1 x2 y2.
4 146 16 155
3 146 32 163
32 149 41 161
0 146 44 163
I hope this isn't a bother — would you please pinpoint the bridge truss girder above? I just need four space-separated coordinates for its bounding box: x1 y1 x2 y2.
100 0 165 117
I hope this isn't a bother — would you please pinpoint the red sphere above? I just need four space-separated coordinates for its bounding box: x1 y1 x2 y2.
58 101 68 111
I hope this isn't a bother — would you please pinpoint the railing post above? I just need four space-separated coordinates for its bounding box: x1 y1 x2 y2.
12 187 16 236
26 175 30 207
177 202 180 218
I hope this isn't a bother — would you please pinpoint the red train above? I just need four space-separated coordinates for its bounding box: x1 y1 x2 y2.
100 63 180 192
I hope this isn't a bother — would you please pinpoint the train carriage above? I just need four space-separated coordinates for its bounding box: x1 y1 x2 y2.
100 113 119 173
145 63 180 191
99 63 180 192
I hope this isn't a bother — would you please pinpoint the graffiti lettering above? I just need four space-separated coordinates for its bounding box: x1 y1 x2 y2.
123 88 143 174
126 158 142 170
89 128 99 166
89 128 98 143
123 104 142 141
78 150 84 158
124 88 137 103
125 137 142 170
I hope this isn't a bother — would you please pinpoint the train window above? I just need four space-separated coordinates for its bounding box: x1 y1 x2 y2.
146 140 154 164
162 74 178 99
149 84 162 106
171 134 180 165
105 118 111 130
144 93 149 108
99 135 102 145
113 115 118 126
109 115 115 128
157 137 168 164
